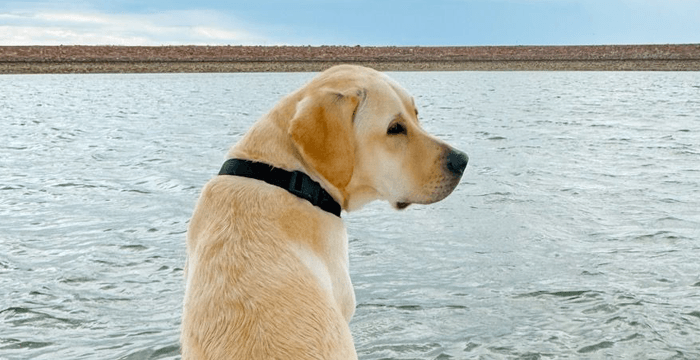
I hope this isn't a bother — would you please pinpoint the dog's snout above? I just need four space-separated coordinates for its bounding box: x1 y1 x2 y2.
446 149 468 177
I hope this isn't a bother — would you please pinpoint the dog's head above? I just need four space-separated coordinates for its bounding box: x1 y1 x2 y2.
289 65 468 212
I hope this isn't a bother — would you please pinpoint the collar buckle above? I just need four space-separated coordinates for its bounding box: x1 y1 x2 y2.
289 171 320 205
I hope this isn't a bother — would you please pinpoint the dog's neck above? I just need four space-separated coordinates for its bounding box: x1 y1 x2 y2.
227 129 347 214
218 159 342 217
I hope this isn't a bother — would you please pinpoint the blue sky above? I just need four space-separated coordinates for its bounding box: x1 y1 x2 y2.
1 0 699 46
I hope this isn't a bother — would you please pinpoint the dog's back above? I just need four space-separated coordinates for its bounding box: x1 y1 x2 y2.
181 176 356 359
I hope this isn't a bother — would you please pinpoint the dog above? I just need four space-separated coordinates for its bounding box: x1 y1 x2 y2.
181 65 468 359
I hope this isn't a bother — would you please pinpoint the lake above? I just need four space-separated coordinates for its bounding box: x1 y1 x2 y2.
1 71 699 359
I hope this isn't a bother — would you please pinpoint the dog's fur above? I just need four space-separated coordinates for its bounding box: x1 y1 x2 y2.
181 65 468 359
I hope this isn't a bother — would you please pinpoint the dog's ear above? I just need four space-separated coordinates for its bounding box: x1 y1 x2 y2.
289 88 363 191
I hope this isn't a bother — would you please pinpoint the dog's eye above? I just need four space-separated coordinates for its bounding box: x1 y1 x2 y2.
387 122 407 135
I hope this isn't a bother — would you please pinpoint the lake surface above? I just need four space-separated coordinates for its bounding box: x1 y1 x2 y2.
1 71 699 359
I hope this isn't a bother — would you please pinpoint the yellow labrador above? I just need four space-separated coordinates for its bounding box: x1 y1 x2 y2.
181 65 468 359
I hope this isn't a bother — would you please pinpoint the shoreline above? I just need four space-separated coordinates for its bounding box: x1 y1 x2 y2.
2 45 699 73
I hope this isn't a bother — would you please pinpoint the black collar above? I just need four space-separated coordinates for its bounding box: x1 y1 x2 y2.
218 159 342 217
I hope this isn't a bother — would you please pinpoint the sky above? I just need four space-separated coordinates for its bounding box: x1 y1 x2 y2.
1 0 699 46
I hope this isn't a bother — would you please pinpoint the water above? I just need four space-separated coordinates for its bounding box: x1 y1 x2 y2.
1 71 699 359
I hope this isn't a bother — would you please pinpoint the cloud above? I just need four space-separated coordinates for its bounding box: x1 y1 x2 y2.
0 9 272 45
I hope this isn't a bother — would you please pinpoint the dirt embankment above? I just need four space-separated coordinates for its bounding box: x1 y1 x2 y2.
1 44 699 73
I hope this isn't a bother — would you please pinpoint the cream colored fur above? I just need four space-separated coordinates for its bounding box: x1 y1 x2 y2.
181 65 466 359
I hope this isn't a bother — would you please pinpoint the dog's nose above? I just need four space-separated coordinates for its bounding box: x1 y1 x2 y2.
446 149 469 177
